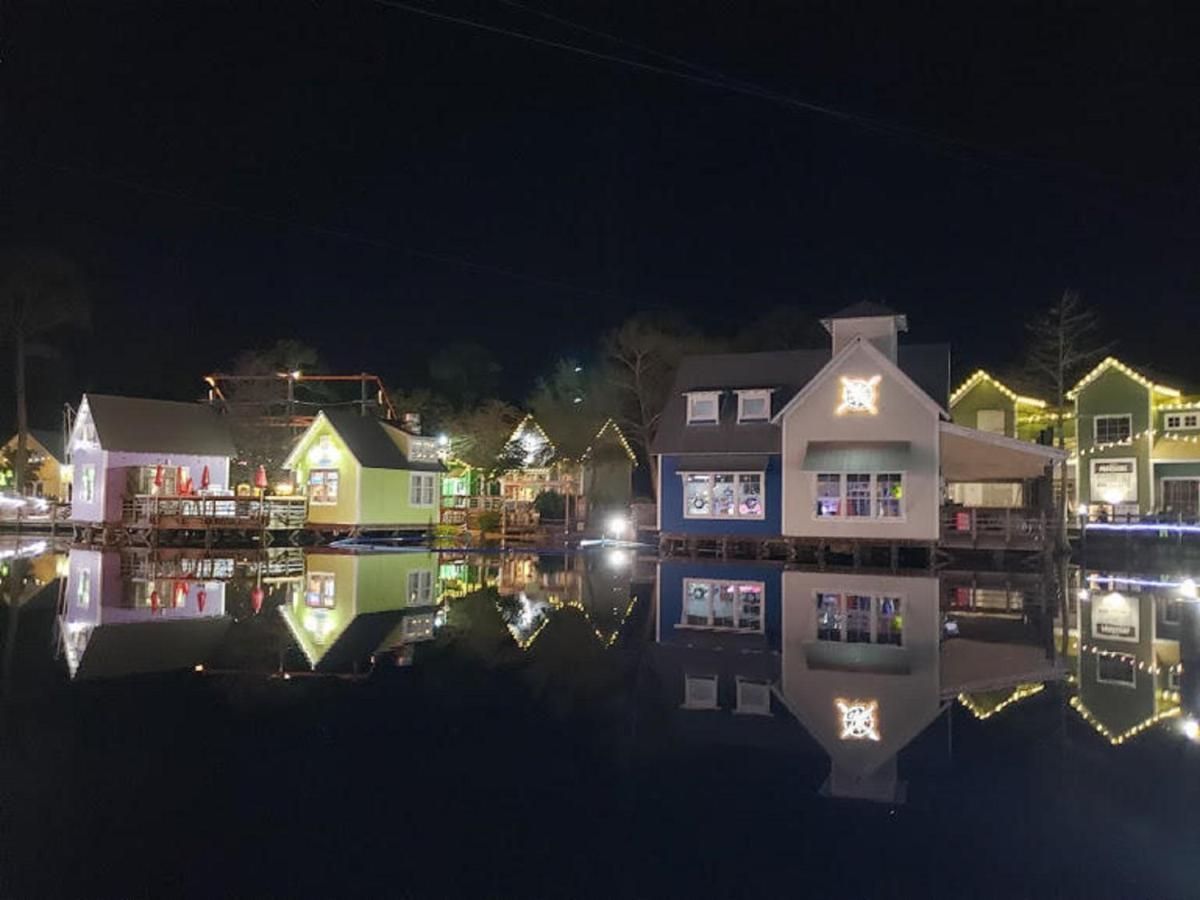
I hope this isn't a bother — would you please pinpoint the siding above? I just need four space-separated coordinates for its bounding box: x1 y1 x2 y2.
657 560 782 650
1075 368 1152 512
950 381 1016 437
359 467 440 528
659 454 782 536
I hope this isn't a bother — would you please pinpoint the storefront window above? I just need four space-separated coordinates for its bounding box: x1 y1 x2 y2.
682 579 764 631
815 592 904 646
309 469 339 504
845 475 872 517
683 472 765 519
815 473 905 519
816 474 841 517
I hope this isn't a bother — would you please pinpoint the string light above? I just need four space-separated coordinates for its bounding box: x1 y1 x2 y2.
1066 356 1180 401
949 370 1046 408
581 419 638 463
957 683 1044 721
1069 696 1181 746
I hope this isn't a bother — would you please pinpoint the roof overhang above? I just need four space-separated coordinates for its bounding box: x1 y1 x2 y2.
940 421 1067 481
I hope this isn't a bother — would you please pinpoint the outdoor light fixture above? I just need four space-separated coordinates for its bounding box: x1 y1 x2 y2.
1077 588 1091 602
1180 578 1198 600
605 514 628 539
1182 718 1200 742
836 698 881 741
836 376 881 415
291 370 302 380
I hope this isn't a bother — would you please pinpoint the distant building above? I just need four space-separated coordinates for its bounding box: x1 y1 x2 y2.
67 394 237 526
1 428 69 500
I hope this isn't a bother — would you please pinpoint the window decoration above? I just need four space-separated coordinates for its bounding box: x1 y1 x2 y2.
836 375 880 415
682 578 764 631
410 473 436 507
305 572 336 608
814 593 903 646
686 392 720 424
836 698 881 741
308 469 340 505
735 389 771 423
813 473 904 518
1093 414 1132 444
682 472 764 519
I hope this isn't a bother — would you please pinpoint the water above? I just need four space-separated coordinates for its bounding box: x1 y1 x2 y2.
1 539 1197 898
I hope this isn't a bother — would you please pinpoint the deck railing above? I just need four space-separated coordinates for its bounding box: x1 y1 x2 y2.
940 506 1049 550
122 494 308 530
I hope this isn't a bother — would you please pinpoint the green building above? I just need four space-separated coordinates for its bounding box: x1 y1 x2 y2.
1069 357 1200 517
284 409 445 530
949 369 1050 441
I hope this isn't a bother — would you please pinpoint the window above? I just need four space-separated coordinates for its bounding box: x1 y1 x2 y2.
131 465 187 495
308 469 339 504
410 473 436 507
1168 668 1182 691
976 409 1006 434
1165 412 1200 431
683 674 718 709
735 678 772 716
1163 598 1183 624
76 569 91 609
814 593 904 646
305 572 336 608
813 473 905 519
736 390 771 423
407 570 434 605
682 579 764 632
686 392 720 424
1096 653 1136 686
1093 414 1132 444
682 472 765 519
80 465 96 503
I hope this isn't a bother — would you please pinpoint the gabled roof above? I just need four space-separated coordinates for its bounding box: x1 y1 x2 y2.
287 409 444 472
68 617 232 680
652 343 950 455
949 370 1047 408
821 301 908 332
1067 357 1181 401
3 428 66 463
582 419 637 463
81 394 237 456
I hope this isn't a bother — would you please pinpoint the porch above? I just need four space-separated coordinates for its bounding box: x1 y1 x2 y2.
120 494 308 531
939 506 1050 551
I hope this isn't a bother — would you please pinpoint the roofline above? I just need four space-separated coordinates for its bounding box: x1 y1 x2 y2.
939 420 1068 459
949 369 1047 409
771 336 945 423
1066 356 1181 400
282 410 332 469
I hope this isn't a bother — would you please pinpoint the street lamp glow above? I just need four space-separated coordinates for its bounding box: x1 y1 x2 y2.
1182 718 1199 742
605 515 628 539
1077 588 1090 602
1180 578 1198 600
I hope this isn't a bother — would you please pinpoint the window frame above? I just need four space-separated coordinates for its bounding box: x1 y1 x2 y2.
305 571 336 608
686 391 721 425
811 472 906 520
1093 413 1133 445
682 674 719 710
407 569 434 605
308 468 341 506
410 472 436 508
735 389 772 423
813 591 905 647
976 408 1007 434
1095 652 1137 687
681 471 766 520
1164 412 1200 431
679 578 766 633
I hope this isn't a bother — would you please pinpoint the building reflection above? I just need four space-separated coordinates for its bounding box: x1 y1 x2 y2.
59 547 231 679
650 560 1063 802
279 549 442 672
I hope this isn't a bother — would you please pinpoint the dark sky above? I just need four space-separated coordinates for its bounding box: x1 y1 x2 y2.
3 1 1199 428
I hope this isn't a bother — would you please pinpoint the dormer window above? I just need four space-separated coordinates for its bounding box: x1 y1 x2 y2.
686 391 720 425
736 389 771 423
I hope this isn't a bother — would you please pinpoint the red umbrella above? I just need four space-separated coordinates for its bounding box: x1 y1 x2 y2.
154 464 164 489
183 478 194 495
173 581 187 608
251 586 265 615
200 465 210 489
196 588 207 613
254 465 268 489
150 589 160 614
176 467 185 495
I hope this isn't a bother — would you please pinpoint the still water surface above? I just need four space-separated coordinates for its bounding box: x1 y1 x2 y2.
1 539 1197 897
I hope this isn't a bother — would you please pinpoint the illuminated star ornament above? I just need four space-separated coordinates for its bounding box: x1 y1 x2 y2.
836 698 881 741
836 375 881 415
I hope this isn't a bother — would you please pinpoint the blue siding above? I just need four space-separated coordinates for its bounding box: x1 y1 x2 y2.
658 560 782 651
660 454 782 536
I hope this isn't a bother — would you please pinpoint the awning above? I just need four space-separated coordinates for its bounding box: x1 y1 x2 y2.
801 441 911 472
674 454 769 473
940 421 1067 481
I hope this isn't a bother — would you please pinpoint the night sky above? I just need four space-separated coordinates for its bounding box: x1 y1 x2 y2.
3 1 1199 430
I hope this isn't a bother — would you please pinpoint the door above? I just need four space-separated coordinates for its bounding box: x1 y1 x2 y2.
1160 479 1200 518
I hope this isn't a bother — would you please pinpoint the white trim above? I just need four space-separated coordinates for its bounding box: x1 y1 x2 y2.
1163 412 1200 431
685 391 721 425
1095 652 1137 688
1088 456 1139 506
771 336 945 423
680 470 766 520
409 472 437 508
1092 413 1133 445
735 389 773 423
283 411 332 470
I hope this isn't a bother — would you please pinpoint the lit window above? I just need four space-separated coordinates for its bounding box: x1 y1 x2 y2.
686 392 720 424
305 572 335 608
77 569 91 609
308 469 340 504
875 597 903 645
1165 413 1200 431
1094 414 1132 444
682 579 764 632
736 390 771 423
976 409 1006 434
816 474 841 517
876 473 903 517
814 473 905 519
410 473 436 507
682 472 765 520
1096 653 1136 686
80 465 96 503
816 592 841 640
815 592 903 647
846 594 872 642
407 570 433 605
845 474 871 517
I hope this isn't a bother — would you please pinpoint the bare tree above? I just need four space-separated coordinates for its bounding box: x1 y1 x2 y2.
0 248 88 496
1025 289 1113 450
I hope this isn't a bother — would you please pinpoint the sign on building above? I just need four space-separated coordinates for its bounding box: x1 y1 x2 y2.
1090 459 1137 505
1092 591 1139 643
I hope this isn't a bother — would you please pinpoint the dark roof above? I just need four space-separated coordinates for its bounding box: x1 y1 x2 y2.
313 609 412 672
824 301 904 321
651 344 950 455
321 409 444 472
85 394 237 456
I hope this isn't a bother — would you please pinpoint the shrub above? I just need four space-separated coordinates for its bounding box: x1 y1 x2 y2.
533 490 566 520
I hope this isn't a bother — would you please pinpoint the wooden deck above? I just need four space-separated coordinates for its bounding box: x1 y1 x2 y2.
120 494 308 531
939 507 1051 552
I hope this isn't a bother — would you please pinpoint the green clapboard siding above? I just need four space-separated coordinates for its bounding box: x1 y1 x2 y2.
1076 367 1152 512
359 467 440 527
951 380 1016 437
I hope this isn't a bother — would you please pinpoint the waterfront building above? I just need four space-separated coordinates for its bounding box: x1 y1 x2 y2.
1 428 69 500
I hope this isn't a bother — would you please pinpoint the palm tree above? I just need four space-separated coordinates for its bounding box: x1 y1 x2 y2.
0 247 88 495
